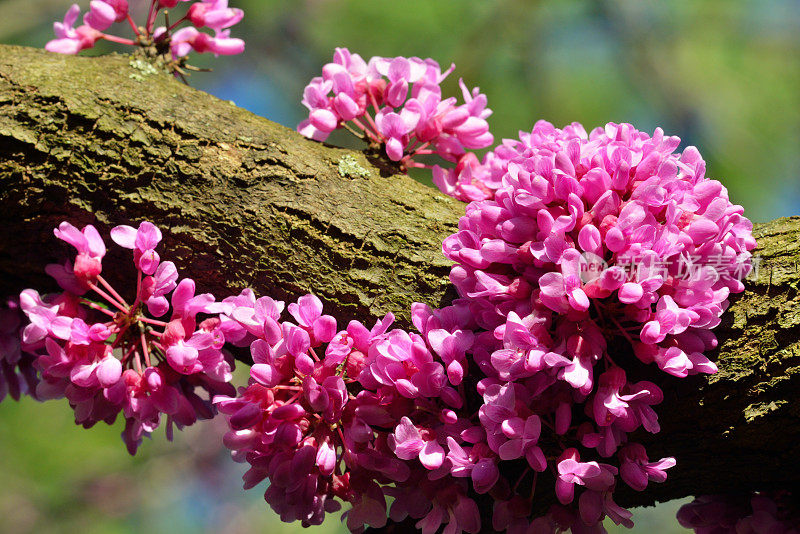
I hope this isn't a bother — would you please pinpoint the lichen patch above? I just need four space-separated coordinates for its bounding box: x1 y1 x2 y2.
337 154 370 179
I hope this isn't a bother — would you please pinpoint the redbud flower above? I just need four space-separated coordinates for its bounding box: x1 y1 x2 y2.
170 27 245 58
46 4 102 55
188 0 244 31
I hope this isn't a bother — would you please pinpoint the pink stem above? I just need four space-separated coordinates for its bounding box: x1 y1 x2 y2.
121 343 137 366
81 300 116 317
97 275 129 308
530 472 538 500
134 350 143 374
167 15 188 32
140 331 152 367
362 110 382 140
112 322 132 348
100 34 137 46
277 391 302 408
366 86 381 114
145 0 158 34
139 317 168 327
131 269 143 309
126 14 140 36
341 121 367 140
88 282 128 313
512 468 530 492
351 118 380 143
406 161 431 169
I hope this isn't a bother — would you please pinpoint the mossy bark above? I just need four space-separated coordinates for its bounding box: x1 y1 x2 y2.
1 45 799 523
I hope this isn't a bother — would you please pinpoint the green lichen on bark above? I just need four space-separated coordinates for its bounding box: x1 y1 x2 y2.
337 154 371 178
1 45 799 515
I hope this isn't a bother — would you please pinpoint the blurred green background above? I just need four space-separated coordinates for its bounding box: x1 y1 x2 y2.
1 0 798 532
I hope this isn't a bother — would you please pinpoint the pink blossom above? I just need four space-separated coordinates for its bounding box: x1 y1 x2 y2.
678 492 799 534
0 298 39 402
618 443 675 491
170 27 245 58
46 4 102 55
84 0 128 31
110 221 163 275
188 0 244 31
555 449 617 505
53 221 106 288
389 417 445 470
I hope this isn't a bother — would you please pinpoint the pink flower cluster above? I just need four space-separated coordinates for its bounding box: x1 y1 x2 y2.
46 0 244 65
5 122 758 530
213 292 486 532
298 48 493 169
678 492 799 534
18 221 234 454
431 120 756 530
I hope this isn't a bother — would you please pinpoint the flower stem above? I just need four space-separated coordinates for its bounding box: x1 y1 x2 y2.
81 300 116 317
351 118 380 143
139 317 168 327
88 282 128 313
101 34 137 46
145 0 158 34
126 14 140 36
140 331 152 367
167 14 188 32
341 122 367 140
361 110 382 140
132 269 143 309
97 275 129 308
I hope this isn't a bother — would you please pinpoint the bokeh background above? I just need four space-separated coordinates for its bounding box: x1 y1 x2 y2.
1 0 798 533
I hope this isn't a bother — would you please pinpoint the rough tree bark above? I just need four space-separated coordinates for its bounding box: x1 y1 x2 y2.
1 45 799 526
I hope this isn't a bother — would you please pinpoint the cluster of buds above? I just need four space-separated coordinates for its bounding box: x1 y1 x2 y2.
46 0 244 77
18 221 234 454
298 48 493 170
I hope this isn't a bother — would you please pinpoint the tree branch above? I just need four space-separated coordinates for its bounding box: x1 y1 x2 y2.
1 45 799 521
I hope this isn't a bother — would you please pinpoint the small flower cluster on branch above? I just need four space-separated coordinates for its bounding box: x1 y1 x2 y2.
46 0 244 76
298 48 493 170
17 221 234 454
